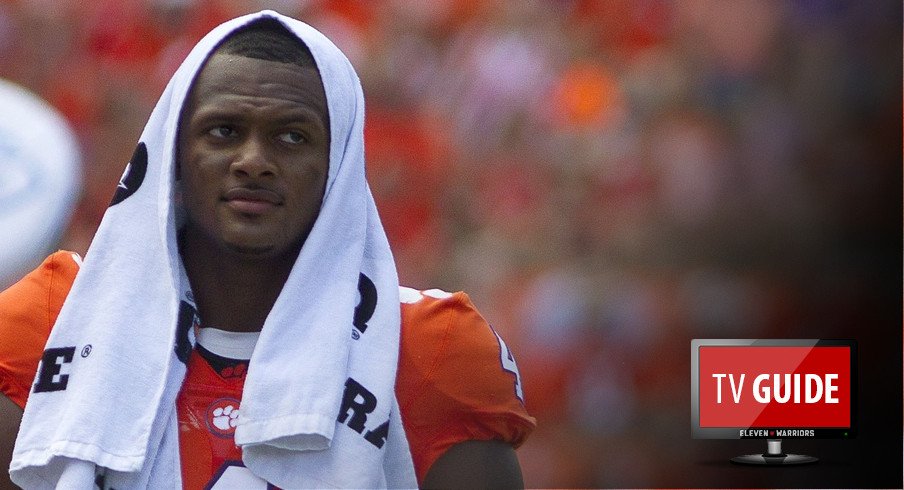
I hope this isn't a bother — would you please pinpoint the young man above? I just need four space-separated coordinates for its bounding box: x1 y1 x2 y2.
0 11 533 489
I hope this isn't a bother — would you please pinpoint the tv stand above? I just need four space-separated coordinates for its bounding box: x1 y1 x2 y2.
730 439 818 465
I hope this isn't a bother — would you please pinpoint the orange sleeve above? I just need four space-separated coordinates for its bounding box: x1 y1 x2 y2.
396 289 536 484
0 251 80 408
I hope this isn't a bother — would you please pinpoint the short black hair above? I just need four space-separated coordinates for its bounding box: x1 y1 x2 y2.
216 17 317 69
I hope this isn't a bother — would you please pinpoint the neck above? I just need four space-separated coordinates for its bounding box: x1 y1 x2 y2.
179 228 298 333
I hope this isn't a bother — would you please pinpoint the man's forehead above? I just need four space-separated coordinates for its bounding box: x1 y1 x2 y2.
186 53 329 125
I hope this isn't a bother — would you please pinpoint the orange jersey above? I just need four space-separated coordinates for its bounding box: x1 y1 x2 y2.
0 252 535 487
176 347 255 489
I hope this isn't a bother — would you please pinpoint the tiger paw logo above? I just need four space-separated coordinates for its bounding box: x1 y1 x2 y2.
207 398 240 437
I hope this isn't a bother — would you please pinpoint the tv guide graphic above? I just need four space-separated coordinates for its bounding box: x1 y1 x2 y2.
691 339 857 465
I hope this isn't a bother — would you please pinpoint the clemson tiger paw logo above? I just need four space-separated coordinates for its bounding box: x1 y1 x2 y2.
213 405 239 430
207 398 241 437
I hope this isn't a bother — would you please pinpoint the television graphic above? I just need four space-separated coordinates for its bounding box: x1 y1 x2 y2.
691 339 857 465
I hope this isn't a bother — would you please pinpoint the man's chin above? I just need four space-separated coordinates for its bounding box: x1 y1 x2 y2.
224 241 276 257
218 230 306 262
223 240 304 263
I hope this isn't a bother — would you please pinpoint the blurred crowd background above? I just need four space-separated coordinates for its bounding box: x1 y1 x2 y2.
1 0 900 487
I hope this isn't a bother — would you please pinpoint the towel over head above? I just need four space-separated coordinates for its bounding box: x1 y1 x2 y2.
11 10 416 489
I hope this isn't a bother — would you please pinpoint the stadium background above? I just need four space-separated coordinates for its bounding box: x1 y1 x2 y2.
1 1 899 487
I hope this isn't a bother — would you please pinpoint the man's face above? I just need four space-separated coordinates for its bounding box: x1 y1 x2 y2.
178 52 330 258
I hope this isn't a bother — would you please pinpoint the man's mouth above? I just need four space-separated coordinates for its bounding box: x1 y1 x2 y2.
223 187 283 215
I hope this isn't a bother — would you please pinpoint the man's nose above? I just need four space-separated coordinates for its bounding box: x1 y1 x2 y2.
230 136 275 178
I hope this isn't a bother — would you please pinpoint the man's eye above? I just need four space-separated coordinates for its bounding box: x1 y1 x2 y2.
208 126 235 138
278 131 306 144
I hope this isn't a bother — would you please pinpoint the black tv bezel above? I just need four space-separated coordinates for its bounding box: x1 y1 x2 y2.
690 338 858 439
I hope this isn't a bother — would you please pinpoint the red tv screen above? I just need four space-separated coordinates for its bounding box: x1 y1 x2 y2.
691 339 857 439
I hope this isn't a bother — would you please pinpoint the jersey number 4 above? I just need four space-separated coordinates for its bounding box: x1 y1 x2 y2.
492 329 525 403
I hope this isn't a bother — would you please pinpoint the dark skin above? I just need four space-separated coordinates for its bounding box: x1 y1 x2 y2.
1 49 525 490
177 53 331 331
0 395 18 490
422 440 525 489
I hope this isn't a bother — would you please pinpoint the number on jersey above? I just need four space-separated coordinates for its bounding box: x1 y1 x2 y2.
492 329 524 403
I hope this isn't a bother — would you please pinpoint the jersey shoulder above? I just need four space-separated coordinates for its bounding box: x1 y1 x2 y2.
396 286 535 483
398 287 526 403
0 251 81 407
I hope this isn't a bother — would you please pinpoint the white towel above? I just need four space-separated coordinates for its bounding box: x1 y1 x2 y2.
10 10 416 489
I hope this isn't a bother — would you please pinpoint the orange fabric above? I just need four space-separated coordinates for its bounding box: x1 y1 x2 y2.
397 291 536 482
0 251 81 408
0 253 536 486
176 349 252 490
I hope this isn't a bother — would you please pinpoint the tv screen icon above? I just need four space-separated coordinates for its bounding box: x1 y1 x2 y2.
691 339 857 465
